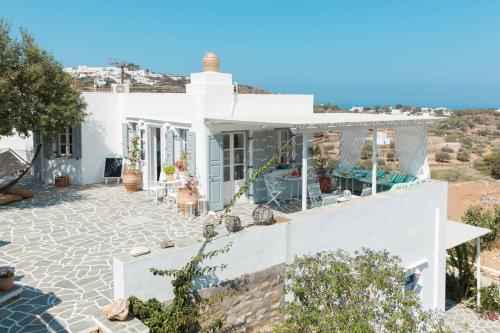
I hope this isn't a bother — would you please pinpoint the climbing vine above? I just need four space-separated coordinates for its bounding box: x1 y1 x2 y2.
129 242 232 333
219 136 295 224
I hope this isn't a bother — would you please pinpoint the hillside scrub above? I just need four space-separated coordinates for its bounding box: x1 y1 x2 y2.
435 151 452 163
474 152 500 179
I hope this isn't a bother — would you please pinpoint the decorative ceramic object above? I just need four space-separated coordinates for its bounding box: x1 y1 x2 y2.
252 206 275 225
102 298 130 321
0 266 15 292
224 215 242 233
203 222 215 239
129 246 150 257
203 52 220 72
123 171 142 192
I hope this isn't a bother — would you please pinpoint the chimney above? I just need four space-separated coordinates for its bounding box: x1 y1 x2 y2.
202 52 219 72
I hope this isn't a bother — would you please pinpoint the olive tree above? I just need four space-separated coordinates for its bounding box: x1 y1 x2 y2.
0 20 86 142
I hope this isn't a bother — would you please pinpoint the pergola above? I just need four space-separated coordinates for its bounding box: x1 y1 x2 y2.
205 113 440 211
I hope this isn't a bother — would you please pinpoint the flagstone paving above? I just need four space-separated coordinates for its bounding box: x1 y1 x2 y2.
0 179 262 332
1 178 498 332
444 299 500 333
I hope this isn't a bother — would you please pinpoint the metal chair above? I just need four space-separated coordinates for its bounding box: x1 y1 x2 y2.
360 187 372 197
264 174 287 206
164 180 182 210
307 183 338 207
144 180 159 202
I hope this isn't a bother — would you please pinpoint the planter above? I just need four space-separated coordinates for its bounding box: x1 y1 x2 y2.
319 176 331 193
123 171 142 192
55 175 69 187
203 222 215 239
177 188 199 214
0 276 14 291
166 174 174 182
224 215 242 232
252 206 274 225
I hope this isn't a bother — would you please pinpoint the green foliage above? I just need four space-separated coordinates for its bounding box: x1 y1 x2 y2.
0 20 86 142
163 165 176 174
474 152 500 179
130 243 232 333
441 146 454 153
361 140 372 160
219 138 292 224
435 151 451 163
386 151 395 161
460 136 473 149
456 148 470 162
312 143 331 174
273 249 447 333
467 284 500 317
447 206 499 301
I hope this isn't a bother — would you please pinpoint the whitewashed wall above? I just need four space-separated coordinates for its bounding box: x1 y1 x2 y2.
0 133 34 161
114 181 447 311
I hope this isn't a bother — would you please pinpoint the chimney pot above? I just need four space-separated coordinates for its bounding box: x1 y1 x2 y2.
203 52 220 72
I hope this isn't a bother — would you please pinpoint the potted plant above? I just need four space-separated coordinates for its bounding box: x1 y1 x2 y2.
0 266 15 292
123 135 142 192
163 165 176 182
177 175 199 214
312 144 331 193
175 150 189 172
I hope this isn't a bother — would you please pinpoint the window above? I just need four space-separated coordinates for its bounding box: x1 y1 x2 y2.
223 132 246 182
277 129 291 164
58 128 73 157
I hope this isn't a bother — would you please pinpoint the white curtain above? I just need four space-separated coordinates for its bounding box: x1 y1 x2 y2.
338 127 369 170
394 125 430 179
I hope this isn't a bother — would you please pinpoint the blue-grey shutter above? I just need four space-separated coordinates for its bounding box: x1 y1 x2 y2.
165 129 174 165
73 125 82 160
186 131 196 176
252 131 268 203
43 139 52 160
208 135 224 211
267 130 277 161
121 123 129 158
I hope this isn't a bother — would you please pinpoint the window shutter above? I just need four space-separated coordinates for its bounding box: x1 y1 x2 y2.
121 123 129 158
43 139 52 160
165 129 174 165
73 125 82 159
186 131 196 176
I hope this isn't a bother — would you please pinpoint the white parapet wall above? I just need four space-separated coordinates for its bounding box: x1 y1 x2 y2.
114 181 447 310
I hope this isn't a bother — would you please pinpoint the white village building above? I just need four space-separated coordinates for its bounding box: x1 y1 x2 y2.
1 53 490 312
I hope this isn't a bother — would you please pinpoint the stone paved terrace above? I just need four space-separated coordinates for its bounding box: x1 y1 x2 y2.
1 178 499 332
0 178 277 332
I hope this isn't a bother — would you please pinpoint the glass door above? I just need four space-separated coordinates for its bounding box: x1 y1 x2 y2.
223 132 246 205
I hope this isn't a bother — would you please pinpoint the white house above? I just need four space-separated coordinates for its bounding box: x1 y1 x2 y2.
2 53 489 313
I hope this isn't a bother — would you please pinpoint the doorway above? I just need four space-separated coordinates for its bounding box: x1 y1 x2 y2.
146 126 162 182
223 132 246 205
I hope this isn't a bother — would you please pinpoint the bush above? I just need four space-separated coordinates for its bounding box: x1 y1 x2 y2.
460 137 473 149
386 151 395 161
457 149 470 162
466 284 500 319
447 206 499 301
361 140 372 160
435 151 451 162
441 146 454 153
274 249 447 333
474 152 500 179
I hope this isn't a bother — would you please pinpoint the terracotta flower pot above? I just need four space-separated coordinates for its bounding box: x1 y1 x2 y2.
319 176 331 193
0 276 14 292
177 188 199 215
166 174 174 182
123 171 142 192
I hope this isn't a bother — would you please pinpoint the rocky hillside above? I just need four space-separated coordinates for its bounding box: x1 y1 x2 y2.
72 74 270 94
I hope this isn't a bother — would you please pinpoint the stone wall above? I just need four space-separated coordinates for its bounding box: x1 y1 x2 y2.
197 264 285 332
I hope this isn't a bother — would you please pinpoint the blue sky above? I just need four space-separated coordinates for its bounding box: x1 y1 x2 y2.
2 1 500 108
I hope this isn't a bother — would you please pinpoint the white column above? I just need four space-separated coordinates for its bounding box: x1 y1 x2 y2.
371 128 377 195
301 132 308 211
476 237 481 308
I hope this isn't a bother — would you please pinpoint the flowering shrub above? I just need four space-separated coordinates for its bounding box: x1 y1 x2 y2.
465 283 500 320
185 175 199 192
127 135 141 173
273 249 448 333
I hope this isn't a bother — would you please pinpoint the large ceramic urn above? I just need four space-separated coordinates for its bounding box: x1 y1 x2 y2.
123 171 142 192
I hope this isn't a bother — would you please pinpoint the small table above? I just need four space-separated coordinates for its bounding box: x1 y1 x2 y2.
276 175 301 201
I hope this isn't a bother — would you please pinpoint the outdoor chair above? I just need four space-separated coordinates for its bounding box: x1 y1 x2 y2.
264 173 287 206
307 183 338 207
144 180 159 202
164 180 182 210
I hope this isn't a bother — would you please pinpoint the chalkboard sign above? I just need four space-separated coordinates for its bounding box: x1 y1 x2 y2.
104 158 123 178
